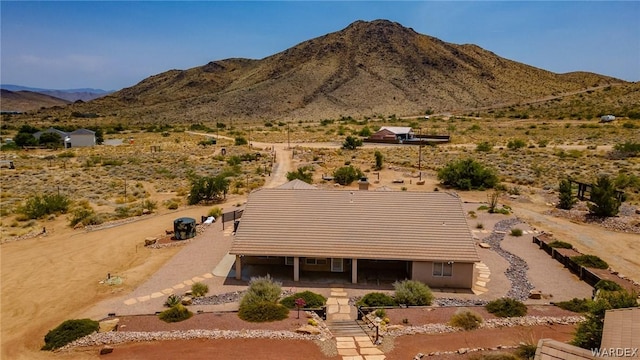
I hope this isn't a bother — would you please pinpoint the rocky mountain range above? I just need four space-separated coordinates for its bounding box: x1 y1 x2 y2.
20 20 629 123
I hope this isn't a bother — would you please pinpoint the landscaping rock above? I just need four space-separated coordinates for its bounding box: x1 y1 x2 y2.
99 319 119 333
181 296 192 305
99 346 113 355
295 325 321 335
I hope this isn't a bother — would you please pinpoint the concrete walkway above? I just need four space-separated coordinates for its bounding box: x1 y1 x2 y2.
326 288 386 360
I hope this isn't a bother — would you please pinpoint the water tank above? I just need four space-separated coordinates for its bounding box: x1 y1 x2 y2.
173 217 196 240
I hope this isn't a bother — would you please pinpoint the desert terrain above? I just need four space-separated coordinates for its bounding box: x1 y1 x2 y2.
1 114 639 359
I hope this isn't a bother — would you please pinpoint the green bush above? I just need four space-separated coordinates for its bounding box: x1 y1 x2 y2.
548 240 573 249
159 304 193 323
374 308 386 318
515 343 538 360
286 166 314 184
558 179 576 210
357 292 397 307
571 255 609 269
393 280 433 306
242 275 282 305
485 298 527 318
342 135 363 150
437 158 499 190
280 291 327 309
191 282 209 297
588 175 621 217
208 206 223 218
507 138 527 150
449 309 483 330
572 290 638 349
20 193 71 219
333 165 364 185
238 301 290 322
234 136 248 146
476 141 493 152
510 228 523 237
594 279 622 292
555 298 591 313
42 318 99 350
165 294 182 307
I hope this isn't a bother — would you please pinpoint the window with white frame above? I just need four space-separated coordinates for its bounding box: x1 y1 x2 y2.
305 258 327 265
433 262 453 277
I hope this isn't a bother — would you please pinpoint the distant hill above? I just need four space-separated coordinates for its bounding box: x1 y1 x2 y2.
0 89 71 112
0 84 112 102
24 20 629 123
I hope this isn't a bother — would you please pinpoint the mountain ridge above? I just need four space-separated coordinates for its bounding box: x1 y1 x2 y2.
28 19 627 123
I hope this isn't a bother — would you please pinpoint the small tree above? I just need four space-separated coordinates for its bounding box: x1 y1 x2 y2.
286 166 313 184
342 135 363 150
374 151 384 171
558 178 576 210
294 298 306 319
333 165 363 185
588 175 621 217
487 190 501 213
437 158 498 190
234 136 248 146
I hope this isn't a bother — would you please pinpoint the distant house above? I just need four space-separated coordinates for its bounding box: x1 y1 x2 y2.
68 128 96 147
230 187 480 288
600 115 616 122
368 128 398 141
33 128 70 148
375 126 414 141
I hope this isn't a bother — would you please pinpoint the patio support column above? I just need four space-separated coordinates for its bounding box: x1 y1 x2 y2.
234 255 242 280
293 257 300 282
351 258 358 284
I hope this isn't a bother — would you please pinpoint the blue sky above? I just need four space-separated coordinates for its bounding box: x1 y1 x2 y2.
1 1 639 91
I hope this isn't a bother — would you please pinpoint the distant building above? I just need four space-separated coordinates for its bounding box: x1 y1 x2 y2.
370 126 414 141
68 128 96 147
33 128 70 148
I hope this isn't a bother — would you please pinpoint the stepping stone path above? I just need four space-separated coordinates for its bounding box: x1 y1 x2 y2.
472 262 491 295
326 288 386 360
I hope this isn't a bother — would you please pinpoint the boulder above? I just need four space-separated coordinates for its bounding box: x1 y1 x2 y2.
295 325 321 335
99 346 113 355
529 290 542 299
99 318 119 333
181 296 192 305
458 348 468 354
479 243 491 249
144 238 157 246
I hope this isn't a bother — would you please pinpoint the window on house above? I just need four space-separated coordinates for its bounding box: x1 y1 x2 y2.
433 262 453 277
305 258 327 265
285 257 294 266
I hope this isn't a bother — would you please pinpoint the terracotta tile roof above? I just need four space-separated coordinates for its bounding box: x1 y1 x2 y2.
230 189 480 262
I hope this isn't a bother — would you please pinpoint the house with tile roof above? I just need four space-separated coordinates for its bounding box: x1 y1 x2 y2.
229 188 479 288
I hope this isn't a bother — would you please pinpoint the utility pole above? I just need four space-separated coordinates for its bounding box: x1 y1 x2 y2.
287 122 290 150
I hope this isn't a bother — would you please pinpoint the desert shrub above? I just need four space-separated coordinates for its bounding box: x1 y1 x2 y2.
374 150 384 170
507 138 527 150
208 206 223 218
393 280 433 306
68 202 100 227
558 179 576 210
510 228 523 236
594 279 622 292
191 282 209 297
374 308 386 318
515 343 538 360
342 135 363 150
165 294 181 307
572 290 638 349
238 301 289 322
554 298 591 313
548 240 573 249
57 151 75 158
286 166 314 184
588 175 621 217
449 309 483 330
437 158 498 190
140 199 157 212
20 193 70 219
159 304 193 323
234 136 248 146
476 141 493 152
41 318 99 350
485 298 527 317
357 292 397 307
333 165 364 185
571 255 608 269
187 174 230 205
241 275 282 306
613 141 640 157
280 291 327 309
308 318 318 326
